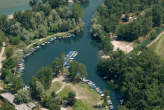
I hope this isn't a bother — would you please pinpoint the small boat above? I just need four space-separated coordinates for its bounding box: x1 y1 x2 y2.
108 100 112 105
72 33 76 37
50 38 55 41
41 43 45 46
103 76 108 80
36 46 40 48
101 94 104 97
96 88 100 92
110 105 114 110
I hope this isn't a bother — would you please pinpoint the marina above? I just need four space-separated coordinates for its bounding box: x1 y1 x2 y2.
23 33 77 59
1 0 122 109
64 51 78 68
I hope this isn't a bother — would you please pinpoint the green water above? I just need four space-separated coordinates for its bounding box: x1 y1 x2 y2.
0 0 121 109
0 0 30 14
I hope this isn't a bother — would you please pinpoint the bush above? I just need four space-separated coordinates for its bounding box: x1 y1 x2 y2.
14 90 31 104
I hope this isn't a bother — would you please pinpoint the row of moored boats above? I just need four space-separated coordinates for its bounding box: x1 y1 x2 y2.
64 51 78 68
81 78 114 110
23 33 76 58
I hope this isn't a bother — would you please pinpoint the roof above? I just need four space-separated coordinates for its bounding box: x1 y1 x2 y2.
0 93 15 105
15 104 31 110
27 102 36 109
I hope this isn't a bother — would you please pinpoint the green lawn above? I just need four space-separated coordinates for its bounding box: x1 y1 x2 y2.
46 81 62 96
149 34 164 60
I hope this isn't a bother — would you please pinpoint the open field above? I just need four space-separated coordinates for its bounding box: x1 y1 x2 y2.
149 33 164 60
48 76 103 110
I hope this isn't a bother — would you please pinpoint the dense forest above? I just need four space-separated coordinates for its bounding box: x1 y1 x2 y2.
97 49 164 110
91 0 164 43
0 0 84 45
94 1 164 109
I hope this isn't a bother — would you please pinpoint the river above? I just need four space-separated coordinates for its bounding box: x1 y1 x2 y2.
0 0 121 109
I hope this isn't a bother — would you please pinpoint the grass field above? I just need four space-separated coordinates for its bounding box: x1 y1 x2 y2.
149 34 164 60
46 80 103 110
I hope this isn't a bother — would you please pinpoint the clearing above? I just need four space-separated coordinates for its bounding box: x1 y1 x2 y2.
111 40 133 53
149 32 164 60
49 75 103 110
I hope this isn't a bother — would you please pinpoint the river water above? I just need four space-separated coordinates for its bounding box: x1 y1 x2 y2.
0 0 121 109
0 0 30 14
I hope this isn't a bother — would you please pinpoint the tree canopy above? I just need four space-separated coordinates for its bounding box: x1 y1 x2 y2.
97 49 164 110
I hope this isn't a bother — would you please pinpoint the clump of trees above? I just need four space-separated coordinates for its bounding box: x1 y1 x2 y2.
1 55 24 93
28 53 87 109
97 49 164 110
0 100 15 110
14 90 31 104
0 0 84 46
68 61 87 81
91 0 164 42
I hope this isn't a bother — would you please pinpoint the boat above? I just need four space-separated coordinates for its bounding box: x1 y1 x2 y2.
36 46 40 48
72 33 76 37
41 43 45 46
50 38 55 41
64 51 78 67
110 105 114 110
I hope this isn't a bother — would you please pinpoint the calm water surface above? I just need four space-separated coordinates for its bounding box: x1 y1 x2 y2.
0 0 30 14
0 0 121 109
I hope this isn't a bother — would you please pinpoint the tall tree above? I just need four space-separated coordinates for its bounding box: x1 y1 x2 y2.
38 66 53 88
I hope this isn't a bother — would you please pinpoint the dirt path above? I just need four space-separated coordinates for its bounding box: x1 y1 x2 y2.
0 42 6 75
147 32 164 47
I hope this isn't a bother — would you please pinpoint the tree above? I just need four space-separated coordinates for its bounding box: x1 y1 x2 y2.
14 90 31 104
60 52 65 73
100 36 113 53
38 25 47 38
2 58 17 69
72 3 84 20
78 63 87 80
42 94 61 110
9 77 24 93
102 90 109 107
52 57 61 76
6 48 13 58
29 0 39 7
0 100 15 110
97 49 164 110
38 66 53 88
48 0 68 8
0 15 9 32
29 77 45 100
66 91 76 106
152 5 163 27
68 61 87 81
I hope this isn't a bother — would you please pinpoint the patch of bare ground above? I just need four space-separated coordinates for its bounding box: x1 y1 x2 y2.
111 40 133 53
